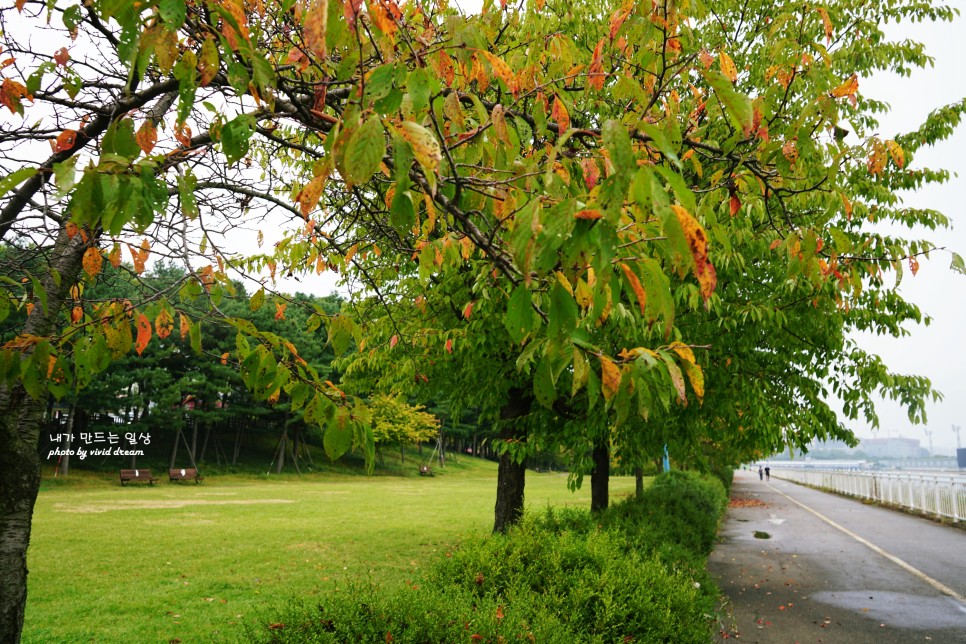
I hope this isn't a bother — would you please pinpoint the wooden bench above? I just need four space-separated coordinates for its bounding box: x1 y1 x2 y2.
168 468 204 484
419 465 434 477
119 469 158 486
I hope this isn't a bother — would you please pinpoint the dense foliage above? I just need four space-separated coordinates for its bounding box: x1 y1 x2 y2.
262 471 727 644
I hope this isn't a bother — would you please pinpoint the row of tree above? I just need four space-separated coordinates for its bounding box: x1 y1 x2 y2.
1 0 963 641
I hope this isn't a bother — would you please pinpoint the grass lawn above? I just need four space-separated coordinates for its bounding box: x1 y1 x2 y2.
23 457 638 643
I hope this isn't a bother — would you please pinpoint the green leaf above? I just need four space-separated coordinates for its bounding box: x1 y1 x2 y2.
324 408 354 460
702 69 754 135
0 167 38 199
250 287 265 311
950 252 966 275
0 293 9 324
505 285 537 344
365 63 395 104
189 319 202 355
159 0 186 30
639 122 681 169
602 120 634 176
533 352 557 408
343 116 385 185
548 281 577 338
221 114 256 165
390 190 416 236
172 50 198 124
327 314 357 356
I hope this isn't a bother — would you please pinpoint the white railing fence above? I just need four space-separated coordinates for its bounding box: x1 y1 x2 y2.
773 470 965 523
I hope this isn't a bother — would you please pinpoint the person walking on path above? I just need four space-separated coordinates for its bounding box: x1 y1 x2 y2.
765 466 771 481
758 466 763 481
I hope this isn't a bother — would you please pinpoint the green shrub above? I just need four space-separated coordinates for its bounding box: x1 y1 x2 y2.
263 469 728 643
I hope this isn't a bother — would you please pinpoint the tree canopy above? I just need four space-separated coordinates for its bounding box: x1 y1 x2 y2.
1 0 964 640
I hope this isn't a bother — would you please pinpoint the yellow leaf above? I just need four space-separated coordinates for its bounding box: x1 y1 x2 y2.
397 121 442 174
668 341 695 365
719 51 738 82
82 247 102 278
155 309 174 339
296 167 329 219
830 72 858 98
600 356 621 401
885 139 905 169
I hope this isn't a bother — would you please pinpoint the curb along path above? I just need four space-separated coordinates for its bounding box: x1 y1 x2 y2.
707 470 966 643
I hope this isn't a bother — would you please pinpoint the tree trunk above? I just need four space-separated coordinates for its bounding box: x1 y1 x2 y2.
635 466 645 499
199 425 211 463
0 230 86 643
493 388 530 534
590 439 609 513
274 429 287 474
58 404 76 477
169 426 181 469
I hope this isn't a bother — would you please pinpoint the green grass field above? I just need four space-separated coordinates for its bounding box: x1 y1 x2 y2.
23 458 638 643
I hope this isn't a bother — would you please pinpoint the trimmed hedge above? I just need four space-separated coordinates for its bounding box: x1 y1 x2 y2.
263 471 727 643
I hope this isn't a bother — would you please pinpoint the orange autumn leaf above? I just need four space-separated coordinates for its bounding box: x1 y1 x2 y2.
135 312 151 356
830 72 858 98
180 313 191 339
729 192 741 216
816 6 834 43
82 246 102 277
782 139 798 164
71 306 83 324
551 95 570 132
867 138 887 175
587 38 606 91
909 256 920 276
275 301 287 320
445 338 454 354
155 308 174 339
54 47 69 66
296 169 329 218
52 129 77 152
574 209 603 220
389 334 399 349
303 0 328 57
619 263 647 315
600 355 621 401
65 222 79 239
108 244 122 268
221 352 230 365
463 300 474 319
480 50 517 96
671 205 717 302
136 120 157 154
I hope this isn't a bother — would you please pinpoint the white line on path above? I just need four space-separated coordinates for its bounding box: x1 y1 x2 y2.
768 483 966 607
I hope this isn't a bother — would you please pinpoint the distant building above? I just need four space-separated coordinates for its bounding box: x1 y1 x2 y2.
860 437 926 459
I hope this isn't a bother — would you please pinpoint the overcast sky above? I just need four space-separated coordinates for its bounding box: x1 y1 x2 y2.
848 8 966 454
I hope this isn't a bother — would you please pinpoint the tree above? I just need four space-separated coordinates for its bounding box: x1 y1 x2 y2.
368 393 439 463
0 0 963 640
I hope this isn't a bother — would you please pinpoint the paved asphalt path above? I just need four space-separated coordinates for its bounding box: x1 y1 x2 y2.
707 470 966 643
